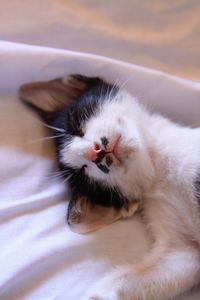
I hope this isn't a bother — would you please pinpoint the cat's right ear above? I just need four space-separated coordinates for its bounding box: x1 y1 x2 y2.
19 74 102 123
67 195 122 234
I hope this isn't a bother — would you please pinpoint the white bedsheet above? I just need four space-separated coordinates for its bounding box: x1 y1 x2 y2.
0 41 200 300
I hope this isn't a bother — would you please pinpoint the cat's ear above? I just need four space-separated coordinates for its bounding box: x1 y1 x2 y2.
67 195 139 234
19 74 103 122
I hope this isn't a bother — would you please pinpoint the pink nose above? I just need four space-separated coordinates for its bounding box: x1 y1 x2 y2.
86 143 102 161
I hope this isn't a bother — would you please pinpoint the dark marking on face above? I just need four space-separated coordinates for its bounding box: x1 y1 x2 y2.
97 163 110 174
92 152 113 173
106 155 113 167
92 149 106 164
101 136 109 148
58 162 129 209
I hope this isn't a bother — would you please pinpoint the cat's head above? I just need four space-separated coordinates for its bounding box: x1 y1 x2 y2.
19 74 153 233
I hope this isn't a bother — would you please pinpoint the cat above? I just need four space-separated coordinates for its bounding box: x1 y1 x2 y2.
19 74 200 300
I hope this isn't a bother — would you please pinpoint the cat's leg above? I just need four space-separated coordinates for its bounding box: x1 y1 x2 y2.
83 243 200 300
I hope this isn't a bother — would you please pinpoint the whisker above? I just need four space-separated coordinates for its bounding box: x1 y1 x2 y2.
27 134 64 144
51 170 70 176
41 122 66 133
117 78 130 91
46 169 71 181
34 118 66 133
107 77 130 102
63 174 73 183
108 79 119 101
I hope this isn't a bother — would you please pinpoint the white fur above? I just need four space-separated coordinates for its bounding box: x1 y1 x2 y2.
62 90 200 299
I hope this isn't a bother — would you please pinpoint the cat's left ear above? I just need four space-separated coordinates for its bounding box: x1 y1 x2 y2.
19 74 103 122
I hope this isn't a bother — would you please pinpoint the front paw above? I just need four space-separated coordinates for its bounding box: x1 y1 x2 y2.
81 272 132 300
85 289 123 300
83 285 118 300
88 296 113 300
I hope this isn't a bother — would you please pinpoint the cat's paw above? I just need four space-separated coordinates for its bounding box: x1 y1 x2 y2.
82 284 119 300
82 271 132 300
87 297 113 300
85 288 123 300
85 287 127 300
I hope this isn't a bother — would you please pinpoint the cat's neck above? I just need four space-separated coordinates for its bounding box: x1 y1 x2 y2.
127 110 186 199
141 111 198 196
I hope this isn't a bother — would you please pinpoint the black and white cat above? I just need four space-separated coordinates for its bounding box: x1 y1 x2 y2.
19 74 200 300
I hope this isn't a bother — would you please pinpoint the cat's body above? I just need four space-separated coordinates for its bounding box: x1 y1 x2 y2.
19 75 200 300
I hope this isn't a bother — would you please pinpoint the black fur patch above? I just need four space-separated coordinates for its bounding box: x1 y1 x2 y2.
106 155 113 167
97 163 110 174
101 136 109 148
52 76 118 139
92 150 106 164
51 76 126 209
59 162 127 209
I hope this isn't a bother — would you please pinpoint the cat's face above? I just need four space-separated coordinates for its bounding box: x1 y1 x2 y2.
59 89 142 186
19 75 150 233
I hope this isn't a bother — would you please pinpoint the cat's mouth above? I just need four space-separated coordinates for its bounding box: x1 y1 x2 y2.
104 135 134 164
89 135 122 174
84 134 135 174
82 133 135 174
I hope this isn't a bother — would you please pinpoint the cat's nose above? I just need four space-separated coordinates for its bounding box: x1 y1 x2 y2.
86 143 105 161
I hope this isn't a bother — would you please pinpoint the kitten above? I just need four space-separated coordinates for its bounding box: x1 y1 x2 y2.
19 74 200 300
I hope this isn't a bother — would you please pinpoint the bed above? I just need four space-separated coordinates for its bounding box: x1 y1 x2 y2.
0 40 200 299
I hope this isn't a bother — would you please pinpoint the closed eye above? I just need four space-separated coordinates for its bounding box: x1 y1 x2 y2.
67 120 84 137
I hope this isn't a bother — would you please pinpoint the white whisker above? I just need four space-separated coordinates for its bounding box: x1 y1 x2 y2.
63 174 73 183
27 134 64 144
34 118 66 133
41 122 66 133
117 78 130 91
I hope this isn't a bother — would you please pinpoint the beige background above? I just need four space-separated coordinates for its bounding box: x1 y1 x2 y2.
0 0 200 80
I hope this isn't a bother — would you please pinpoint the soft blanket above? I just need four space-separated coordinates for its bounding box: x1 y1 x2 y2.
0 41 200 300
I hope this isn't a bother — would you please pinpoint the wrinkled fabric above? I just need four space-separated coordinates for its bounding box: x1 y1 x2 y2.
0 0 200 80
0 41 200 299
